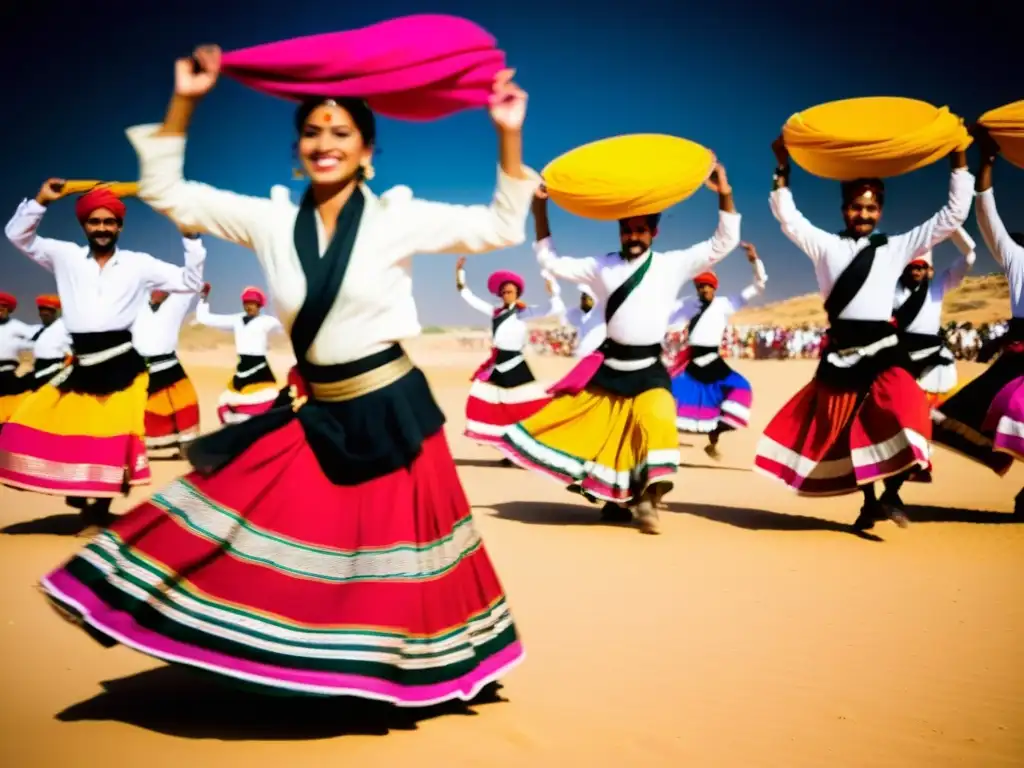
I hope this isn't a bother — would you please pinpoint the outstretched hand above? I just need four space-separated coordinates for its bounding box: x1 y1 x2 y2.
488 68 527 132
772 135 789 165
740 241 758 263
455 256 467 272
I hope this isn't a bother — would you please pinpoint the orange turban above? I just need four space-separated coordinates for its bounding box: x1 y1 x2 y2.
75 187 127 224
35 294 61 309
241 286 267 307
693 272 719 289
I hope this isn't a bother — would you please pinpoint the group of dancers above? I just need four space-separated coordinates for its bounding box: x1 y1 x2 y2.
0 43 1020 710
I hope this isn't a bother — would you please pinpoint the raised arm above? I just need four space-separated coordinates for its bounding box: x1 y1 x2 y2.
454 257 497 316
973 129 1023 270
726 244 768 310
940 228 976 294
142 233 206 293
127 47 275 249
404 69 541 255
517 273 566 320
194 297 237 331
768 137 837 263
889 151 973 264
4 180 84 272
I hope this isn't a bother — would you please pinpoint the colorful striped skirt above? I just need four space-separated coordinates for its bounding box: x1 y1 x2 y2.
500 382 679 504
0 363 29 426
144 353 200 451
217 354 279 425
931 347 1024 474
40 344 523 705
670 351 752 434
465 350 551 444
754 367 931 496
0 332 151 497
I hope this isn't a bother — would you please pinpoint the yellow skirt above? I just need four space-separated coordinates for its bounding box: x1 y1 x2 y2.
0 373 151 497
499 386 679 503
0 392 29 424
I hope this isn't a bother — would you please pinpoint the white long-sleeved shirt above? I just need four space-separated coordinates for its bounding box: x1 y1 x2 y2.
668 258 768 347
4 204 206 334
132 291 197 357
0 318 33 361
194 300 282 357
769 168 975 322
893 228 975 335
457 268 565 352
533 210 742 351
562 302 606 357
26 318 72 359
976 187 1024 319
127 123 541 366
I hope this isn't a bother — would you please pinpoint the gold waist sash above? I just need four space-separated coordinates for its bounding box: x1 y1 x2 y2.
304 354 415 404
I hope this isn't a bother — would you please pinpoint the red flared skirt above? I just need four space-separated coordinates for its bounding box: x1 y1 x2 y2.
754 367 931 496
41 422 523 705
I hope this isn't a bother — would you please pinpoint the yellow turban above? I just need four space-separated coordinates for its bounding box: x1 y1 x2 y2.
783 97 971 180
541 134 715 221
62 180 140 197
978 100 1024 170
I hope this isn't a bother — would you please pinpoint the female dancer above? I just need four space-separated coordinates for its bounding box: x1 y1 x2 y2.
458 256 564 445
41 44 539 705
930 126 1024 512
754 136 973 531
194 283 282 424
667 242 766 458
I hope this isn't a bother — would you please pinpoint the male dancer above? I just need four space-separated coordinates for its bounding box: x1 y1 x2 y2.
23 294 72 389
667 241 766 457
1 179 204 525
501 168 740 534
754 137 972 530
131 232 206 456
559 283 605 358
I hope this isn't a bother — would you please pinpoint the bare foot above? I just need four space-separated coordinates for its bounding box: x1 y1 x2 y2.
704 443 721 460
635 499 661 535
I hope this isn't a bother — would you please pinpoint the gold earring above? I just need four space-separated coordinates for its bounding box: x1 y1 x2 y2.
361 161 375 181
292 165 306 180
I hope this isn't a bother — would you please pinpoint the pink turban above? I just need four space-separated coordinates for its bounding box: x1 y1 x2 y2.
75 188 127 224
241 286 267 307
487 270 525 297
220 14 505 120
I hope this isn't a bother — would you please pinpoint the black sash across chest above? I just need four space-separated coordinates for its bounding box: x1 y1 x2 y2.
184 187 445 486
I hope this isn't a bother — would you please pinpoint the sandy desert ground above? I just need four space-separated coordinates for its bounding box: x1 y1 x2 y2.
1 336 1023 767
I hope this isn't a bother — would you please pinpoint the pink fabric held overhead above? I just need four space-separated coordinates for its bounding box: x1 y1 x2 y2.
220 14 506 120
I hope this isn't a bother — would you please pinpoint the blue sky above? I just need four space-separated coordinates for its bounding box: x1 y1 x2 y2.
1 0 1020 325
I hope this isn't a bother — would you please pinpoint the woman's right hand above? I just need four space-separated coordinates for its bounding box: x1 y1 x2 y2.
175 45 222 99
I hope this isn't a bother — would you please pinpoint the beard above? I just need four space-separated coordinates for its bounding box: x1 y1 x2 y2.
87 230 119 253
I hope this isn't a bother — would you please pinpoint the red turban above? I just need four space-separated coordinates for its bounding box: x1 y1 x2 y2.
693 272 719 289
150 290 169 302
75 188 127 224
241 286 267 307
0 292 16 310
908 258 929 268
36 294 61 309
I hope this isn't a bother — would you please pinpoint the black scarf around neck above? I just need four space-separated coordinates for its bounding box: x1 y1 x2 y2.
687 298 712 337
291 186 366 370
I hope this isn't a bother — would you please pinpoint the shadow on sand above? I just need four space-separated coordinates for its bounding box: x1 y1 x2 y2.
484 499 883 541
56 664 504 740
1 513 91 537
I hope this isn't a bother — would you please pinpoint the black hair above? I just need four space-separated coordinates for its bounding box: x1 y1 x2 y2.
1011 232 1024 248
293 97 377 148
840 177 886 208
617 213 662 228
